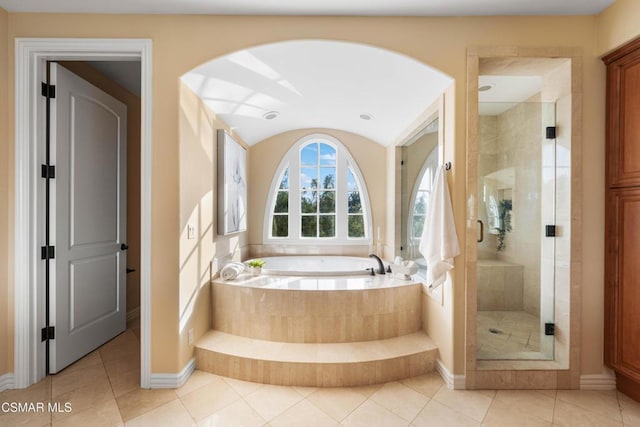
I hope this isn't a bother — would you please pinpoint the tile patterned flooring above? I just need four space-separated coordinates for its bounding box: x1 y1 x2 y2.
2 325 640 426
477 310 547 360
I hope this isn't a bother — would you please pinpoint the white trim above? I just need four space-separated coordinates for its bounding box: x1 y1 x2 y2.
149 358 196 389
127 306 141 324
436 359 466 390
14 38 153 389
0 373 15 392
580 368 616 390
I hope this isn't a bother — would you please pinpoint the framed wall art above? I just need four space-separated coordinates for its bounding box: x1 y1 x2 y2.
217 130 247 235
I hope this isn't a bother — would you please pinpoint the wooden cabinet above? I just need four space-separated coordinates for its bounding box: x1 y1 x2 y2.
604 37 640 401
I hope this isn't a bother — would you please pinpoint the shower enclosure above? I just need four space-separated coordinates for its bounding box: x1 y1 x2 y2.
476 100 558 361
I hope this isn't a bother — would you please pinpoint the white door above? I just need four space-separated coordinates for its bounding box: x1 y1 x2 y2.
49 63 128 373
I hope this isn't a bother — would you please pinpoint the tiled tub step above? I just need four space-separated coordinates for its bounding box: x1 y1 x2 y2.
195 330 438 387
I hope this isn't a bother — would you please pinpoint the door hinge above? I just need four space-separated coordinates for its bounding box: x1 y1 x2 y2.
41 326 55 342
41 82 56 99
41 246 55 260
545 225 556 237
545 126 556 139
544 322 555 336
41 164 56 179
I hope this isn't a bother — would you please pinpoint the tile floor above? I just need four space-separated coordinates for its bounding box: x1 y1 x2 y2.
477 310 548 360
2 324 640 426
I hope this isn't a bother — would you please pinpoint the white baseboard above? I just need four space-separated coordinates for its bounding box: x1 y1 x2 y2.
0 373 14 392
126 307 141 324
149 358 195 389
580 368 616 390
436 359 465 390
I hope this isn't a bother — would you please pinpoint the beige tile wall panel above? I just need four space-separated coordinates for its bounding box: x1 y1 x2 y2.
211 282 422 343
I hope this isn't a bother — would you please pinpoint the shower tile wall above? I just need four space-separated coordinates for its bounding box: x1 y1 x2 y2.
479 100 542 316
478 116 499 260
477 260 524 311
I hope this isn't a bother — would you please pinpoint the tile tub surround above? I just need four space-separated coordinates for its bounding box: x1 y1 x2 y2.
205 274 433 386
477 259 524 311
212 275 422 343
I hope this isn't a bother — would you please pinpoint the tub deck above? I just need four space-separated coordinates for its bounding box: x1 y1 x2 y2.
216 272 418 290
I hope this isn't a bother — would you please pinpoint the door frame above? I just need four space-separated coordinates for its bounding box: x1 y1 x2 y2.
464 46 583 388
14 38 153 388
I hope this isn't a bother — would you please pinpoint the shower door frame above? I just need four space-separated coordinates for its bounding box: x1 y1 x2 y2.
465 47 583 389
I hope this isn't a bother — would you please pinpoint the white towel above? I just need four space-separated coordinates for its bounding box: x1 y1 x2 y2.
220 262 245 281
419 165 460 291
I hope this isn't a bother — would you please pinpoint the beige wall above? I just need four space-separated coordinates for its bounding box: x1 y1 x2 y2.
596 0 640 56
0 6 9 377
248 128 386 255
57 61 142 316
178 82 250 368
0 13 611 376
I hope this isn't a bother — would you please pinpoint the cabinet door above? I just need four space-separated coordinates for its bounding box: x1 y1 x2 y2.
607 48 640 187
606 188 640 380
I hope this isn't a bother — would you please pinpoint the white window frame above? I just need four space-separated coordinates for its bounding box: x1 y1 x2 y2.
263 133 372 245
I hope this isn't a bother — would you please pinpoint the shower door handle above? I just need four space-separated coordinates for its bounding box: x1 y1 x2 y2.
477 220 484 243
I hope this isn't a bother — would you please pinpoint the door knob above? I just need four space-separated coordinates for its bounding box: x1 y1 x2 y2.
120 243 129 251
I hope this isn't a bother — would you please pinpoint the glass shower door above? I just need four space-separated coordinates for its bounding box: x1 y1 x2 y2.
476 101 556 361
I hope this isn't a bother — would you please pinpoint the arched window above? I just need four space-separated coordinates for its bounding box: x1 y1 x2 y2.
265 134 372 244
409 145 438 242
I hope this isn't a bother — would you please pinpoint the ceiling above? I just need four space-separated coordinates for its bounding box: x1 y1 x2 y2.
478 57 569 115
181 40 453 146
478 75 542 115
0 0 614 15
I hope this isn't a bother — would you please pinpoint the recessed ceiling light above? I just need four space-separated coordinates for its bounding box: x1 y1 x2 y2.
478 84 494 92
360 113 373 120
263 111 279 120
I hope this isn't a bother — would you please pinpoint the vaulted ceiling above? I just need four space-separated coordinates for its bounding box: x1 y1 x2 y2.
181 40 453 146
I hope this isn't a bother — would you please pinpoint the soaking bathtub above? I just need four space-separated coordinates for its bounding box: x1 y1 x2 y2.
258 255 378 276
211 255 422 342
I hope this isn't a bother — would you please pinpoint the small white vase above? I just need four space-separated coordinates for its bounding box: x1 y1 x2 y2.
248 266 262 276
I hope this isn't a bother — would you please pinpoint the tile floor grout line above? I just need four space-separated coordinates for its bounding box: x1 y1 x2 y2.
183 377 262 425
551 389 558 425
175 397 197 425
341 393 377 424
100 346 131 424
479 390 496 424
406 395 431 425
237 392 269 425
616 390 625 424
